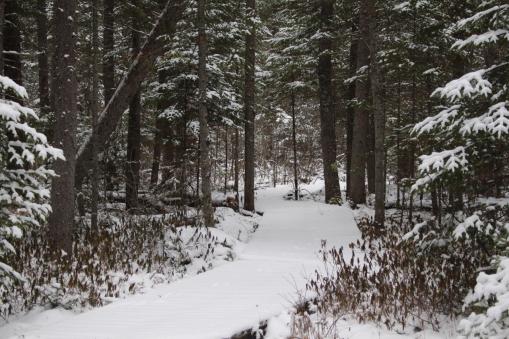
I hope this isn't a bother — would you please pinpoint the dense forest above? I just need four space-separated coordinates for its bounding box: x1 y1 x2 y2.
0 0 508 338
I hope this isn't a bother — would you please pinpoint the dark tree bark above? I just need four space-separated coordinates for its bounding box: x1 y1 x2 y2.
224 127 228 195
3 0 23 171
4 0 22 89
90 0 100 232
75 0 184 186
102 0 116 192
317 0 340 203
150 111 164 187
243 0 256 212
198 0 214 226
291 90 298 200
396 80 401 207
151 69 169 187
346 24 357 199
48 0 78 254
0 0 4 75
350 0 371 205
370 1 385 227
162 124 175 184
103 0 115 103
36 0 50 118
366 109 375 194
234 128 240 204
125 13 142 211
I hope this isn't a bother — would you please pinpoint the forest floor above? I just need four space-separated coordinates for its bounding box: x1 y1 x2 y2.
1 184 457 339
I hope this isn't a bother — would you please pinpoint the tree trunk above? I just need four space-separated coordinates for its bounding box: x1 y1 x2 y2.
243 0 256 212
346 24 357 199
3 0 22 170
291 90 298 200
75 0 184 186
103 0 115 103
224 126 228 194
36 0 50 118
0 0 4 75
90 0 100 232
4 0 22 89
370 1 385 227
318 0 340 204
198 0 214 226
162 124 175 184
366 108 375 194
48 0 78 255
234 128 240 204
125 14 142 211
151 70 169 187
151 114 164 187
350 0 370 205
396 80 401 207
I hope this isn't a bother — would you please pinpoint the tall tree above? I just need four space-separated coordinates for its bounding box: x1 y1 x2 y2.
103 0 115 103
90 0 100 231
317 0 340 203
349 0 371 205
48 0 78 254
345 23 357 199
0 0 4 75
198 0 214 226
125 8 142 211
36 0 50 118
243 0 256 211
370 0 384 226
4 0 22 90
291 87 298 200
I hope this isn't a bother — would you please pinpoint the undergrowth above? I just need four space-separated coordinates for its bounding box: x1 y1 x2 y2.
1 212 235 319
291 212 495 338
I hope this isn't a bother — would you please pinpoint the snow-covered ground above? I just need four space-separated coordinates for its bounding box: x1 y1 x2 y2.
0 184 457 339
1 185 359 339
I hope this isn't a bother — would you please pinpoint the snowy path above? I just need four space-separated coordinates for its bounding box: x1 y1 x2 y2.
7 186 360 339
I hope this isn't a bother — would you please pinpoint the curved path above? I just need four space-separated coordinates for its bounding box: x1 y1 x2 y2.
10 186 360 339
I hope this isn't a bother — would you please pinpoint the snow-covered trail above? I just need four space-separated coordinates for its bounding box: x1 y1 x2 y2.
9 186 360 339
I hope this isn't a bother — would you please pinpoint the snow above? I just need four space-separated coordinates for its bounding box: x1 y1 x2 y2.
2 185 360 339
433 68 492 101
459 256 509 338
265 312 458 339
0 75 28 99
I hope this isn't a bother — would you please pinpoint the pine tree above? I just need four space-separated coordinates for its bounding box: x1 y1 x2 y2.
48 0 78 254
0 76 63 304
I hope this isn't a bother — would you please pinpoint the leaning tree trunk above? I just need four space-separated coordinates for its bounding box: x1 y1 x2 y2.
48 0 78 254
126 15 142 211
198 0 214 226
350 0 371 205
318 0 340 204
75 0 184 186
243 0 256 212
